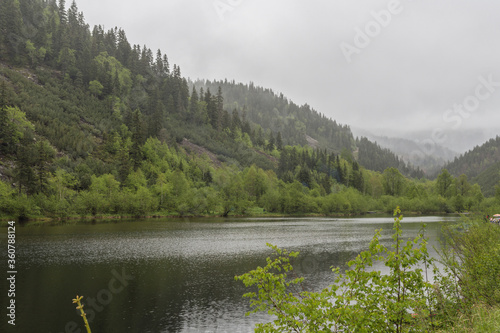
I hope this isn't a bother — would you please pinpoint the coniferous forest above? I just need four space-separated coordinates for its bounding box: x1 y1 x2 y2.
1 0 500 220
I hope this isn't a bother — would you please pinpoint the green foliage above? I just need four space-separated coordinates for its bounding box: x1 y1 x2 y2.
436 169 454 198
383 167 406 196
93 52 132 95
0 180 17 216
5 105 35 143
88 80 103 97
236 208 436 332
438 218 500 308
421 216 500 332
48 168 76 200
0 0 497 220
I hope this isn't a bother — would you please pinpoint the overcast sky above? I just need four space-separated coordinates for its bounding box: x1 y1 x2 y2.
75 0 500 141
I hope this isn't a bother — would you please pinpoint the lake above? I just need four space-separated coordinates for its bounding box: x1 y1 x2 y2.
0 215 457 333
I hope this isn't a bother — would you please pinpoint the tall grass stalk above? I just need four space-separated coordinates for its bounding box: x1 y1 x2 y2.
72 295 92 333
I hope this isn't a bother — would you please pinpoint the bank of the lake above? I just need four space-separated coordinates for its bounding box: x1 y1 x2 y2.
0 207 463 226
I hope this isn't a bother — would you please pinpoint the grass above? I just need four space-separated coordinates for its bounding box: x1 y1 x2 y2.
437 304 500 332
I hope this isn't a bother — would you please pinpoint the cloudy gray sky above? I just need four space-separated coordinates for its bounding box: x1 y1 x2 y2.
76 0 500 141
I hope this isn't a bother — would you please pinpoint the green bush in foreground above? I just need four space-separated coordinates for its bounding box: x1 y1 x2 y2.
237 211 500 332
236 208 436 332
435 216 500 318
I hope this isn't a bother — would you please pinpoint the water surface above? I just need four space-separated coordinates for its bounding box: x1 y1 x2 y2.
0 216 456 333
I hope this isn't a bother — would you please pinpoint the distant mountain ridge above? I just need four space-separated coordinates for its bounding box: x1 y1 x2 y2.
352 127 458 176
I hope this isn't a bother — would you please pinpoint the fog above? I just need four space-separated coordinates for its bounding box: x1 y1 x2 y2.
76 0 500 151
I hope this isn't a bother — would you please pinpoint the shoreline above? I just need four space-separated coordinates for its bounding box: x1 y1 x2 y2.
0 210 462 226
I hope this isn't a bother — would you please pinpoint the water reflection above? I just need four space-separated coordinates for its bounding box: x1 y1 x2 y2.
0 216 456 333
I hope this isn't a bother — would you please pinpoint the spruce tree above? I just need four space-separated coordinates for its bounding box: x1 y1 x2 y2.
267 132 275 151
231 109 241 132
215 86 224 131
162 54 170 75
34 140 53 194
130 109 144 169
1 0 24 63
15 131 36 194
116 29 131 66
276 131 283 150
155 49 164 77
188 86 199 117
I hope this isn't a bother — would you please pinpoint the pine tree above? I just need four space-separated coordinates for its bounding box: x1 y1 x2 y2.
215 86 224 131
222 109 231 130
205 88 216 128
188 86 199 121
116 29 131 66
149 98 164 137
58 0 67 25
155 49 164 77
165 94 175 114
1 0 24 63
118 146 131 183
276 131 283 150
231 109 241 131
15 131 37 194
267 132 275 151
321 174 332 194
34 140 54 194
130 109 144 169
241 106 251 134
277 149 288 176
162 54 170 76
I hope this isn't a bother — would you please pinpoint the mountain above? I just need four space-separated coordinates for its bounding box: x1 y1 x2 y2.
473 162 500 197
365 127 500 154
352 127 458 176
6 0 494 220
192 79 424 178
442 136 500 196
0 0 424 180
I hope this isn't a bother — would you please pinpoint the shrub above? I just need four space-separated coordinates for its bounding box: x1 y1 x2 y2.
236 208 435 332
437 218 500 308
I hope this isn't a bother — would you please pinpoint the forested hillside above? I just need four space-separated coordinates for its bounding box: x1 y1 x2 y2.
1 0 499 220
443 136 500 196
194 79 424 178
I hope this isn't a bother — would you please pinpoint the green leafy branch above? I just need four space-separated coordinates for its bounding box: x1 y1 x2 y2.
236 207 436 333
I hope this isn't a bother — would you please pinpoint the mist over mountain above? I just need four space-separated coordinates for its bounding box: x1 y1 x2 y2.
352 127 458 177
363 127 499 155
